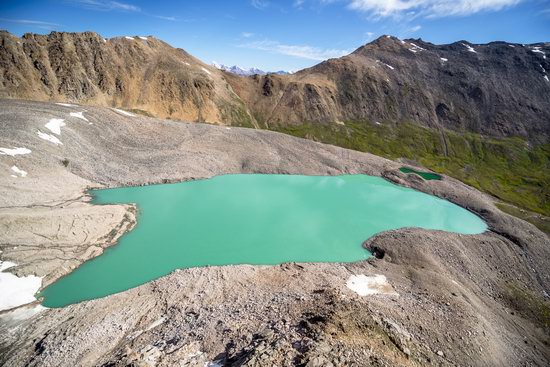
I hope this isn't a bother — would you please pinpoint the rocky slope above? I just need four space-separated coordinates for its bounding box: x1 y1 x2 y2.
226 36 550 142
0 31 254 126
0 100 549 366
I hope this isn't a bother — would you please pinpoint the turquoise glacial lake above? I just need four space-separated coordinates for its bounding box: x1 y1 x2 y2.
39 174 487 307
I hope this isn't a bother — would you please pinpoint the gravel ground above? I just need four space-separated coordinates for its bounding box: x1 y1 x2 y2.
0 99 548 366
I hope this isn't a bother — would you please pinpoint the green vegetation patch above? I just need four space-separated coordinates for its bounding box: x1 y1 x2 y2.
495 202 550 236
501 281 550 330
399 167 442 181
269 121 550 216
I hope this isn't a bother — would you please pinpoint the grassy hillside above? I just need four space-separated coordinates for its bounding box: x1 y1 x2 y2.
270 121 550 217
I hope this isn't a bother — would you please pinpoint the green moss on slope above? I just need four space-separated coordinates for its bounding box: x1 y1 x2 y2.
269 121 550 216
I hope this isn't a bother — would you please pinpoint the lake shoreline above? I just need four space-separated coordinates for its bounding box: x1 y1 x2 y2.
1 100 548 366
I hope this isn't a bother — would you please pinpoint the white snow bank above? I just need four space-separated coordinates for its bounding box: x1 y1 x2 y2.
139 36 148 40
440 57 448 62
112 108 135 117
11 166 27 177
45 118 65 135
0 264 42 311
346 274 397 296
70 111 89 122
0 261 16 272
55 102 77 107
125 36 135 40
201 67 212 75
461 43 477 53
545 75 549 82
37 131 62 145
0 147 31 156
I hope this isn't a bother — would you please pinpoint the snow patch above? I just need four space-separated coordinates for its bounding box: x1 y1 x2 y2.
11 166 27 177
45 118 65 135
139 36 148 40
0 147 31 156
201 67 212 75
408 42 426 53
184 62 190 66
545 75 549 82
346 274 397 296
376 60 394 70
0 261 16 272
205 361 223 367
531 47 546 59
112 108 135 117
103 38 107 43
37 131 62 145
55 102 77 107
440 57 448 62
375 121 381 125
125 36 134 40
0 263 42 311
508 45 515 48
70 111 89 122
461 43 477 53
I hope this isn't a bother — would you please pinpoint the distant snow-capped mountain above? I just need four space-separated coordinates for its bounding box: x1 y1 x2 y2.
212 62 291 76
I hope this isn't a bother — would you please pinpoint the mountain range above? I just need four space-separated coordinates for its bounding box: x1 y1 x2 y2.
211 62 291 76
0 30 548 215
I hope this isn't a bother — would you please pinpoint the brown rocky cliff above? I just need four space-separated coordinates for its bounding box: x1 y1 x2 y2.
0 31 253 125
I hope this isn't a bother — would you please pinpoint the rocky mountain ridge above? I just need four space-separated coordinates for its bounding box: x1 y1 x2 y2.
225 35 550 141
1 31 549 140
0 31 255 126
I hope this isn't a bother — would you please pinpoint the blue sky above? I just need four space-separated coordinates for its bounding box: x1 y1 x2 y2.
1 0 549 71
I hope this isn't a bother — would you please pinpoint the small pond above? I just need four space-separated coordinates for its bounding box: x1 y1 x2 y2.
399 167 442 180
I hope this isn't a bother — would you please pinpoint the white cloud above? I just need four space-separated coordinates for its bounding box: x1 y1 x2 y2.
294 0 306 8
0 18 60 30
239 39 350 61
69 0 140 12
153 15 177 21
68 1 176 20
241 32 255 38
251 0 270 9
347 0 522 18
409 24 422 32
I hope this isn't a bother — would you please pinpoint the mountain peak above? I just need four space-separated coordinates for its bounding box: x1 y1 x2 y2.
212 62 291 76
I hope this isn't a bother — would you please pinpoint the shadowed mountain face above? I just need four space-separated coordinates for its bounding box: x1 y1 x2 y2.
0 31 255 126
226 36 550 142
1 31 548 140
